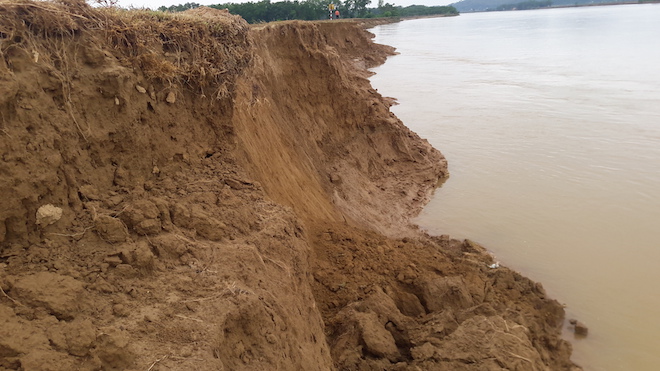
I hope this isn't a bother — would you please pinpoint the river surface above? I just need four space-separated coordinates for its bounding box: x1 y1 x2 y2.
369 5 660 371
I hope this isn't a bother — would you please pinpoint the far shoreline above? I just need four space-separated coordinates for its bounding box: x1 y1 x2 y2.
460 0 660 14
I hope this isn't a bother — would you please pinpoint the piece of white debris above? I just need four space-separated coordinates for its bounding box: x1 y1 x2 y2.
36 204 63 227
488 262 500 269
166 91 176 104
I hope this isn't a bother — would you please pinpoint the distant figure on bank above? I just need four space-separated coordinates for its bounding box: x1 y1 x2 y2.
335 10 340 19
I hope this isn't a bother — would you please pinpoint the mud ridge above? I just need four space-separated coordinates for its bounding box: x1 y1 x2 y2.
0 2 578 370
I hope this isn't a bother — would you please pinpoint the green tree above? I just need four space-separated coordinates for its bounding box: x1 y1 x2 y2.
158 2 201 12
397 4 458 16
495 0 552 10
160 0 387 22
344 0 371 17
379 2 398 16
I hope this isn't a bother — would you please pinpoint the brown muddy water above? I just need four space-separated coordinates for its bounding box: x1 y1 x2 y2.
370 5 660 371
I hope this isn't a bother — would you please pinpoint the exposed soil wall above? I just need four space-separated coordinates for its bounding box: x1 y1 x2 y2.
0 2 579 370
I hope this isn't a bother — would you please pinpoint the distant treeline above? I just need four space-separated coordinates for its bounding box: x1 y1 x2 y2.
452 0 646 12
158 1 458 23
495 0 552 10
380 4 460 17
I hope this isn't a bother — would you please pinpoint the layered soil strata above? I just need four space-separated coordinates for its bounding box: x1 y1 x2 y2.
0 2 579 370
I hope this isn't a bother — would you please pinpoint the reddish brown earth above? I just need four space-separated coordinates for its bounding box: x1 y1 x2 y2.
0 2 580 370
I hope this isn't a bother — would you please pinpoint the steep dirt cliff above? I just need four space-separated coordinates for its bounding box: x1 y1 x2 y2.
0 2 578 370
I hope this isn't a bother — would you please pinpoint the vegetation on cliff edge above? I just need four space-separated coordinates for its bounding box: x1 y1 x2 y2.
158 1 458 23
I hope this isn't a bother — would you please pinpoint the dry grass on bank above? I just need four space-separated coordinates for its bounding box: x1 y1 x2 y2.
0 0 252 95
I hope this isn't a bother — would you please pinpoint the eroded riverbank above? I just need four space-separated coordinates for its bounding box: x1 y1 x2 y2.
0 2 577 369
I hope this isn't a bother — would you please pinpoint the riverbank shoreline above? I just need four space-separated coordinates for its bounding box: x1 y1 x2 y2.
459 0 660 13
0 3 579 369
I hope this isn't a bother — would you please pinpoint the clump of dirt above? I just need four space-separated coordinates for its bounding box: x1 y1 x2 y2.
0 2 579 370
311 226 577 370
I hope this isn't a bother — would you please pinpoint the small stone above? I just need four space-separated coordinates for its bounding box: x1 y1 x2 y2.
166 91 176 104
411 342 436 361
180 347 193 357
63 318 97 356
265 334 277 344
329 173 342 184
112 304 129 317
574 321 588 336
114 264 138 278
114 97 120 105
105 194 124 208
356 312 399 362
90 277 114 293
93 327 135 369
148 85 156 100
113 167 131 188
135 85 147 94
104 256 123 267
79 185 101 200
225 178 249 190
36 204 63 227
568 319 577 325
134 218 161 236
94 215 129 243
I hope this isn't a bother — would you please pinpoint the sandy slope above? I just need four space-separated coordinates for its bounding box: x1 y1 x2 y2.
0 2 578 370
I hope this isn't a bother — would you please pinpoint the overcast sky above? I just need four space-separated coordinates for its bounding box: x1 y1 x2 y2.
115 0 456 11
